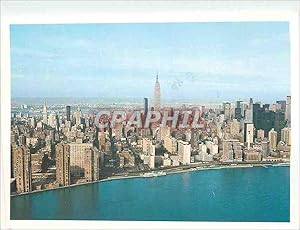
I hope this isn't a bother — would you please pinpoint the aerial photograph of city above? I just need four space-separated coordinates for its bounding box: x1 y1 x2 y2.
10 22 290 222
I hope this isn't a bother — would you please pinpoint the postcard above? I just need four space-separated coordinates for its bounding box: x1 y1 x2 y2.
1 1 299 230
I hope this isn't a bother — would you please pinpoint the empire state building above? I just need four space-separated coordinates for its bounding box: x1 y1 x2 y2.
154 73 161 110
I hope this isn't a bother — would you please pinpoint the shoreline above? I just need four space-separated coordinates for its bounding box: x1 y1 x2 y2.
11 162 290 197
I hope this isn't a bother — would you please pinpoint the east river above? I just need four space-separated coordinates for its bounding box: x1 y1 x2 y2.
11 166 289 221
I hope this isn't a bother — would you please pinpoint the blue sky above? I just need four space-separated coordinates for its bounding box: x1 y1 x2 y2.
10 22 290 103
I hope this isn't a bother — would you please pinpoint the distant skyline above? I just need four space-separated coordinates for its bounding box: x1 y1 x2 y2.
11 22 290 103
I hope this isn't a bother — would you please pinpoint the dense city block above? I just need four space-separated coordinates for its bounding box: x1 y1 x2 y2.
10 76 291 195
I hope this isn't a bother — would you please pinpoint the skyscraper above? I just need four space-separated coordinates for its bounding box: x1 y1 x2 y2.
66 105 71 121
244 123 254 144
276 100 286 111
42 102 48 125
249 98 253 109
83 147 100 182
281 127 291 146
234 107 242 121
142 138 155 169
285 96 291 124
236 100 242 109
274 111 286 142
261 139 270 158
56 143 70 186
247 126 253 150
253 102 261 126
268 128 277 151
163 136 178 154
75 106 83 126
69 142 93 177
223 141 234 161
223 102 231 120
144 98 148 116
178 140 191 165
12 144 32 193
230 119 240 138
240 102 248 118
48 112 57 128
153 74 161 110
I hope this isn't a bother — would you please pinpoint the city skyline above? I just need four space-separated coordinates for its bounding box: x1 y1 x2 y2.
11 22 290 102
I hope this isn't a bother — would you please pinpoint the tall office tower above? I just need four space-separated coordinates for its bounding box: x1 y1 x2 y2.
274 111 286 143
222 141 232 160
240 102 247 118
66 105 71 121
249 98 253 110
276 100 286 111
244 98 254 123
261 139 270 158
153 74 161 110
190 129 197 148
223 102 231 120
56 114 60 131
252 103 261 125
281 127 291 146
83 147 100 182
12 144 32 193
144 98 149 117
236 100 242 109
244 123 254 149
254 109 275 135
245 109 253 123
142 138 155 155
163 136 178 154
30 117 37 128
56 143 70 186
257 129 265 140
142 138 155 169
246 123 254 150
230 119 240 138
75 106 83 126
232 140 243 161
158 125 170 142
98 131 106 151
235 108 242 120
42 102 48 125
222 139 242 162
48 112 57 128
69 142 93 178
285 96 291 124
178 140 191 165
234 101 242 120
268 128 278 151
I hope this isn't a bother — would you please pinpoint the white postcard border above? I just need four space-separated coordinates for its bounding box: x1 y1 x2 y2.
1 1 299 230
